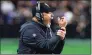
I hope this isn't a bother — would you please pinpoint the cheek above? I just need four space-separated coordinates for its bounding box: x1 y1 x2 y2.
43 15 51 21
48 14 51 18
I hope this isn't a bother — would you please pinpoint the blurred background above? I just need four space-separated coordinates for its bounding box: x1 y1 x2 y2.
0 0 91 54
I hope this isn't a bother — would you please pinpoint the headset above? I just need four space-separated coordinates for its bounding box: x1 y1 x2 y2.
35 1 43 23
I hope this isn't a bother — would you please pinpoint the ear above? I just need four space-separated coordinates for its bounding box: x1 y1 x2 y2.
41 12 47 17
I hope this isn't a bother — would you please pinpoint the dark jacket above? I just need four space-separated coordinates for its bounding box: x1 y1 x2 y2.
17 21 65 54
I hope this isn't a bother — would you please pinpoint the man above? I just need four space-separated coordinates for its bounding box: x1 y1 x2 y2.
17 2 67 54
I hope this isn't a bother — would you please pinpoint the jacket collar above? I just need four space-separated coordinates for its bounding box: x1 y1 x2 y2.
31 20 47 30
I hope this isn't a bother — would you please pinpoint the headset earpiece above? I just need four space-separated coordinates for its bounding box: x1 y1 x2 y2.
35 12 40 19
35 2 40 19
35 1 43 21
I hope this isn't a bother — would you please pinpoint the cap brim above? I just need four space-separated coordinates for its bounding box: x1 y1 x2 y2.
40 3 56 13
48 7 56 12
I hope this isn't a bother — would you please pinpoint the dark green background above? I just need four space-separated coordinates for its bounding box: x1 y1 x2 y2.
1 38 91 54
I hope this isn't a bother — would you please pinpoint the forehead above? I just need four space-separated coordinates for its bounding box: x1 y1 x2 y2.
43 12 52 14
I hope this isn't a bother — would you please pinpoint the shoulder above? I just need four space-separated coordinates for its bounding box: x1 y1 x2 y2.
20 22 36 32
20 22 41 37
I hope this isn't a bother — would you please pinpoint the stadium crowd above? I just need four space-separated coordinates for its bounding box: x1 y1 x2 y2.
0 0 91 38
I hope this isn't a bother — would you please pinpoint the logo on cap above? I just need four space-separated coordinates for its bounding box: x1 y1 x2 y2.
45 3 50 7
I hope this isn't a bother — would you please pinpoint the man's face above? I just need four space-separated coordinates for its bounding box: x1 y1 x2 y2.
42 12 52 26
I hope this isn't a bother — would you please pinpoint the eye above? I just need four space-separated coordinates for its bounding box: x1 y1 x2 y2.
48 12 51 14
